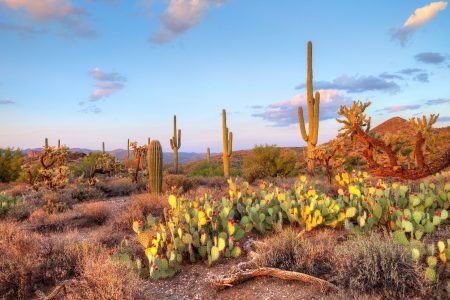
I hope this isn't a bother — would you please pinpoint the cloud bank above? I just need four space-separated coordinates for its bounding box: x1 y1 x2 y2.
0 0 96 37
391 1 448 46
414 52 447 64
296 75 400 94
252 90 352 127
0 98 15 104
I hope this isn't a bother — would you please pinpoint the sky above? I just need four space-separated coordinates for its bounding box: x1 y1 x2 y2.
0 0 449 152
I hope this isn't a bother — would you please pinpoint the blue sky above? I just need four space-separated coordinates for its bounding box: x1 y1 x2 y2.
0 0 449 152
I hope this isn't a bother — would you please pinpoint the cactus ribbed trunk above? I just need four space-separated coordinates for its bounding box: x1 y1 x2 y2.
170 115 181 173
148 140 163 195
298 41 320 174
222 109 233 177
207 147 211 163
127 139 130 159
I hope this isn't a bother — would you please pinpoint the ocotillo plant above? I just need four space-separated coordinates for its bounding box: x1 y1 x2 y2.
170 115 181 173
148 139 163 195
298 41 320 174
207 147 211 163
222 109 233 177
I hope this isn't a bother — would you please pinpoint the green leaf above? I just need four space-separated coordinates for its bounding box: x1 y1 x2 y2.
393 230 409 246
402 220 413 232
373 204 382 219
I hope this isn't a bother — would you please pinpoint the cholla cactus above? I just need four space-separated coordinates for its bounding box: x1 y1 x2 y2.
312 140 344 184
37 143 70 190
337 101 449 179
409 114 439 169
130 141 148 183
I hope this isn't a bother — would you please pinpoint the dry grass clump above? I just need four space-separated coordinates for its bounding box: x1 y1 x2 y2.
28 201 111 233
253 228 338 277
68 184 105 202
0 222 77 299
113 193 167 232
334 231 424 299
0 222 143 300
62 243 144 300
163 174 198 194
97 178 144 197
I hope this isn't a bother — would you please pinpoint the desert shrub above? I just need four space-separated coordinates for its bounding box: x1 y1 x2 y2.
113 193 167 232
96 178 143 197
70 152 103 178
189 161 224 177
69 184 105 202
334 231 423 299
193 176 228 188
0 222 78 299
163 174 198 193
0 148 23 183
0 194 20 218
29 201 111 233
243 145 299 182
253 228 337 277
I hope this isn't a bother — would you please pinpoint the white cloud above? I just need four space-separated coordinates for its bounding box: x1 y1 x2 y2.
151 0 227 43
392 1 448 45
0 0 96 37
88 67 126 101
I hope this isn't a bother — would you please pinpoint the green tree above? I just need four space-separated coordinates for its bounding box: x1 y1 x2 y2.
243 145 298 182
0 148 23 182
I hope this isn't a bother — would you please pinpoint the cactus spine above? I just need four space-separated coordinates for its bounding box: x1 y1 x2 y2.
298 41 320 174
207 147 211 163
222 109 233 177
148 140 163 195
170 115 181 173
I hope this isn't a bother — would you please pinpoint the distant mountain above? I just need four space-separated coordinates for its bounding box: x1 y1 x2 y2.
22 148 208 164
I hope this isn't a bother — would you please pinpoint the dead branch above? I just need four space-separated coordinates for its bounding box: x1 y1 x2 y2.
209 267 339 293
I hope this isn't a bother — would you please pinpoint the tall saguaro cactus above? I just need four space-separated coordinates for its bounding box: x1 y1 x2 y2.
148 140 163 195
206 147 211 163
170 115 181 173
127 139 130 159
298 41 320 174
44 138 49 148
102 142 105 155
222 109 233 177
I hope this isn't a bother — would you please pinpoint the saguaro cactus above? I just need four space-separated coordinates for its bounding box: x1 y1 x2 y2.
44 138 49 148
148 140 163 195
58 139 60 149
206 147 211 163
170 115 181 173
102 142 105 154
298 41 320 174
127 138 130 159
222 109 233 177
